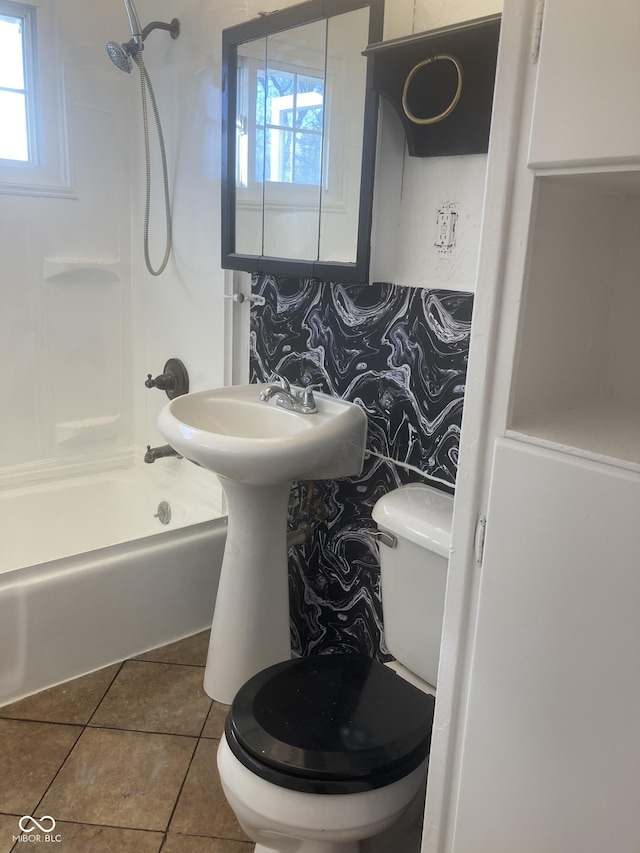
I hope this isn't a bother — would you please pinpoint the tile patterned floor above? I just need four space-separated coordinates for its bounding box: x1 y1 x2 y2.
0 631 251 853
0 632 425 853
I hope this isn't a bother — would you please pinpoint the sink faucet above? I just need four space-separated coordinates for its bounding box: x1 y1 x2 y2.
259 375 321 414
260 373 292 400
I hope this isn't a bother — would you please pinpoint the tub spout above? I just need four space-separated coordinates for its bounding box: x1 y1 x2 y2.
145 444 181 463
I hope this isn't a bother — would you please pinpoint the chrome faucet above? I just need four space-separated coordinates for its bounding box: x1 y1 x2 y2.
259 375 322 414
259 373 292 400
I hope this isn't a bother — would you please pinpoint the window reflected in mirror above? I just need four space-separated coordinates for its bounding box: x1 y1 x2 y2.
222 0 384 282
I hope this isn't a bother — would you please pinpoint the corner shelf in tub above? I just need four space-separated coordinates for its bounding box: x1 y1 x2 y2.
55 415 121 445
44 258 120 284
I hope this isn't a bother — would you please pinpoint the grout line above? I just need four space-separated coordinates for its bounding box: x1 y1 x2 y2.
160 732 202 838
127 658 208 669
0 715 86 727
160 829 253 845
8 818 17 853
13 814 168 834
196 699 215 739
85 660 125 728
29 724 86 831
7 814 166 833
85 723 201 738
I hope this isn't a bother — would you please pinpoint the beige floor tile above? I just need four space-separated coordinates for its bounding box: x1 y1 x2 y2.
39 727 196 832
0 664 121 725
0 814 22 853
11 821 164 852
163 835 253 853
133 631 210 667
0 720 81 814
200 702 228 739
89 661 211 736
170 739 249 842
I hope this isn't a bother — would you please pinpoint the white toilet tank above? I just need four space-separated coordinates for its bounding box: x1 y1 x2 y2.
372 483 454 688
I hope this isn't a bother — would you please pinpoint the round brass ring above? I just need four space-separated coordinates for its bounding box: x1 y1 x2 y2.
401 53 463 125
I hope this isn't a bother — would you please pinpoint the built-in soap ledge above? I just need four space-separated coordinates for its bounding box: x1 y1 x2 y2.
44 258 120 283
55 415 121 445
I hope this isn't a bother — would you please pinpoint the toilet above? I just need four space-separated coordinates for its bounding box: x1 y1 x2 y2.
217 483 454 853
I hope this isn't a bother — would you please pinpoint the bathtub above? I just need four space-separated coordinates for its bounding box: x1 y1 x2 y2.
0 460 226 706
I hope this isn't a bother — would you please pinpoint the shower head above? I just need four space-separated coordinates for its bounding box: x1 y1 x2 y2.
106 41 133 73
106 0 179 73
106 0 142 71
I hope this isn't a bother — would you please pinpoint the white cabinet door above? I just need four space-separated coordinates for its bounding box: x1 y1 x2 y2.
529 0 640 168
452 438 640 853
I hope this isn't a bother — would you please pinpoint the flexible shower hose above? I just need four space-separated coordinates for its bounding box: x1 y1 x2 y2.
137 53 172 276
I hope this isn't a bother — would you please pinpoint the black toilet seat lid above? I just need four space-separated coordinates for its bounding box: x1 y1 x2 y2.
225 654 435 794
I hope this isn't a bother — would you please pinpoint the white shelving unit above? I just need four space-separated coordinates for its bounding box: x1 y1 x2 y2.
426 3 640 852
507 169 640 471
528 0 640 168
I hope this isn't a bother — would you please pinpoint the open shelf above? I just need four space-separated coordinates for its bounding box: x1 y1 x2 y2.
508 169 640 471
508 396 640 473
364 15 500 158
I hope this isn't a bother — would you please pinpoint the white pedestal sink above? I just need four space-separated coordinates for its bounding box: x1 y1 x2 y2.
157 383 367 703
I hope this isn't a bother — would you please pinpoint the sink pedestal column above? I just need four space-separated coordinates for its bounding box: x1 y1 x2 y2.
203 477 292 704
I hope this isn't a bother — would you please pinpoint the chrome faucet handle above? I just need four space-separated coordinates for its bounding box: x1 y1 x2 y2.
271 373 291 393
299 383 322 411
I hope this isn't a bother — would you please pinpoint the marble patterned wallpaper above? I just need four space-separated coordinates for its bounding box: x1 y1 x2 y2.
250 275 473 659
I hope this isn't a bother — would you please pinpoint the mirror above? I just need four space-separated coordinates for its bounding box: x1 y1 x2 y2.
222 0 384 283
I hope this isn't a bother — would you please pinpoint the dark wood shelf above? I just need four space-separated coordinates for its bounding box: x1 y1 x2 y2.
364 15 500 158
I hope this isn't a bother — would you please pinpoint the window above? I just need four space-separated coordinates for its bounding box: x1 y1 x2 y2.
0 1 37 164
235 50 329 205
0 0 70 196
255 67 324 186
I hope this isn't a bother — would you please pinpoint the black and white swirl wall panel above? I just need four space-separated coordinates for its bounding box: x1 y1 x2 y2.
250 276 473 659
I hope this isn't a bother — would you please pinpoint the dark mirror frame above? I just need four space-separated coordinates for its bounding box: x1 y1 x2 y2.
221 0 384 284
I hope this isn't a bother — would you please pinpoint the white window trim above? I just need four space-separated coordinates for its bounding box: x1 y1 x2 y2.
237 55 328 209
0 1 36 163
236 38 349 215
0 0 73 198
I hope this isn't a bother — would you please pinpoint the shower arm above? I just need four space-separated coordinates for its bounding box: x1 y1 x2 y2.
122 19 179 58
142 19 179 40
